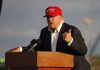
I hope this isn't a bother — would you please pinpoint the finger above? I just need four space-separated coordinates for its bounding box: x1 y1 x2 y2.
68 29 71 33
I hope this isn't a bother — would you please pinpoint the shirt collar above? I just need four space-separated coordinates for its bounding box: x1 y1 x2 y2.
48 22 63 33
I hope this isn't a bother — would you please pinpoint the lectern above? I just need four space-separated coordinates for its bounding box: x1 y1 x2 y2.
5 51 73 70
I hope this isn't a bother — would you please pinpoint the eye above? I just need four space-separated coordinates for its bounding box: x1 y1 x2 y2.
47 17 50 19
47 16 54 19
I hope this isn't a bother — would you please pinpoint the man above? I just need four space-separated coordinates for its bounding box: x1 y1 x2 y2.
10 6 91 70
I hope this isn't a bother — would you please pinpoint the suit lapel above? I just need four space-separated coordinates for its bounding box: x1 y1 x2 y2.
46 29 52 51
56 23 70 50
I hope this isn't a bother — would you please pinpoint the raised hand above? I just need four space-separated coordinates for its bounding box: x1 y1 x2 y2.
63 29 73 43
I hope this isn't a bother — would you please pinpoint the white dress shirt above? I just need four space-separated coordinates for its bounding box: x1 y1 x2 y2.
48 22 73 52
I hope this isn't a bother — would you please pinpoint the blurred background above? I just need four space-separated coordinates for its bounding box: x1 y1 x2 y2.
0 0 100 70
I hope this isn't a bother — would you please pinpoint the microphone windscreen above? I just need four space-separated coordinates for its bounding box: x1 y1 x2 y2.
30 39 37 44
36 39 41 44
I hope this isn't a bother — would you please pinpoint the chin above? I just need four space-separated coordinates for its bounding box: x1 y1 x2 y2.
49 25 56 29
49 26 55 29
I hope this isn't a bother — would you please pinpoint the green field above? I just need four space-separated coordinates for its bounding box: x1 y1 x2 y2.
90 56 100 70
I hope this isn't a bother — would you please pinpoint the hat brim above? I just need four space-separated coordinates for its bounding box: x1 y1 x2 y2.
43 15 46 17
43 15 55 18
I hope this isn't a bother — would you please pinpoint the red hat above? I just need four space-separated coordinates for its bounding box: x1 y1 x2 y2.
44 6 62 17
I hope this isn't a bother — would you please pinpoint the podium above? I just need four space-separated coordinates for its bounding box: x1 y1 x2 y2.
5 51 73 70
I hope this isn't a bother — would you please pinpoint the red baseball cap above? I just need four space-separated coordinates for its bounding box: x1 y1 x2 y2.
44 6 62 17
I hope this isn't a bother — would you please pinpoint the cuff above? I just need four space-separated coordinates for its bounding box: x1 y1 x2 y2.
68 38 73 46
19 47 23 52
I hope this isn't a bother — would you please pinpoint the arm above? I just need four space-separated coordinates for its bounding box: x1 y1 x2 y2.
69 27 87 55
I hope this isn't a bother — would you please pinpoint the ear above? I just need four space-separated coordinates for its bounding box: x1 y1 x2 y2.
60 16 64 23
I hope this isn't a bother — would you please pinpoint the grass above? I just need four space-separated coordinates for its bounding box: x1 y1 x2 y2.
90 56 100 70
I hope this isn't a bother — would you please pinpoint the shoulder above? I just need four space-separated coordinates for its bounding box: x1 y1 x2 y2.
63 23 81 34
63 23 78 29
41 26 49 33
63 23 80 31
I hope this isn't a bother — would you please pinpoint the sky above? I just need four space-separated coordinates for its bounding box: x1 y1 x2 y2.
0 0 100 58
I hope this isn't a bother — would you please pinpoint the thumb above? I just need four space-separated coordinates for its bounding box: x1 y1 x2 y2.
68 29 71 33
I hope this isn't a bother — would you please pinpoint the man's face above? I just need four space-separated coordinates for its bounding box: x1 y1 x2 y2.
46 15 62 30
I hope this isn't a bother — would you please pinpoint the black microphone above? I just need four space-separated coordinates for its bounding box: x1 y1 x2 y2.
27 39 41 52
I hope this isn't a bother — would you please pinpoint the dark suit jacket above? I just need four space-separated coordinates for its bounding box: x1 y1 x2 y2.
26 23 91 70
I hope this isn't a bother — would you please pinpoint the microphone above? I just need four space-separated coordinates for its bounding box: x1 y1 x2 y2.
27 39 41 52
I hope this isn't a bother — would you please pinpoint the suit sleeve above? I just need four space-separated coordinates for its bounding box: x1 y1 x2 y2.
69 27 88 55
